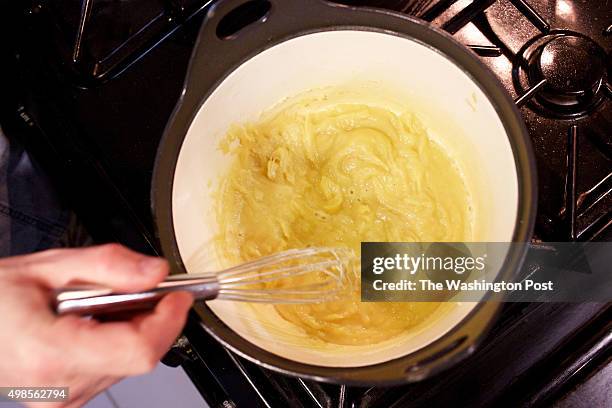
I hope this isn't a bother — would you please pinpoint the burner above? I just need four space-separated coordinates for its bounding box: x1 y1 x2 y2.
531 34 607 108
515 31 609 117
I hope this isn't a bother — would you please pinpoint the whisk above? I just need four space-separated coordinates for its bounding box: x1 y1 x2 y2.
53 247 353 316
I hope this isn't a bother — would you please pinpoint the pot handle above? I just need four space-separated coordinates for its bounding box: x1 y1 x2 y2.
181 0 351 95
402 300 497 381
203 0 271 40
203 0 335 41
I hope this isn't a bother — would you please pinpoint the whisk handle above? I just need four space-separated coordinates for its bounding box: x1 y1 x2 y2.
53 274 220 316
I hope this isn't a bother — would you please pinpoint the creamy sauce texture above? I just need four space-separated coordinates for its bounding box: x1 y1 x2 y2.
214 88 472 345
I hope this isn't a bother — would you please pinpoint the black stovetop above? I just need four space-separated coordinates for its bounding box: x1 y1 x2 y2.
0 0 610 407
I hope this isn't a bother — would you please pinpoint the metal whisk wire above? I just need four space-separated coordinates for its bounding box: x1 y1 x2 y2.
53 247 354 315
214 247 351 303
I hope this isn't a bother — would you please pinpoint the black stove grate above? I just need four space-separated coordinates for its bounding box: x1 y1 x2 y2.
445 0 610 243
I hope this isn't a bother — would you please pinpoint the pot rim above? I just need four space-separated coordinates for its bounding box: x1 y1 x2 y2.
151 0 537 385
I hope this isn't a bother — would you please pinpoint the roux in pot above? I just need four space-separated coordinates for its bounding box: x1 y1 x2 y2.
214 88 472 345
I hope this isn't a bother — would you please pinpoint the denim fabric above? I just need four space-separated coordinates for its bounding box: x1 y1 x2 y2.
0 126 71 256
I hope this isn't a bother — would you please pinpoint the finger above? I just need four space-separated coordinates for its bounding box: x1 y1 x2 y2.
17 244 169 292
131 291 194 365
54 292 193 376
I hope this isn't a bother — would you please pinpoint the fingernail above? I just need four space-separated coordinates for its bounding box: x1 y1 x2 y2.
139 257 167 275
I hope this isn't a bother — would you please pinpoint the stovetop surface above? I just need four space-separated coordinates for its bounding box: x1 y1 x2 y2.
0 0 610 407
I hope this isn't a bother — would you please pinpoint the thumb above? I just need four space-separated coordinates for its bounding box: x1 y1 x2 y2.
17 244 168 292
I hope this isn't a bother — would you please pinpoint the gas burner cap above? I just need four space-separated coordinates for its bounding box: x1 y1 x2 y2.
537 36 606 97
526 33 607 112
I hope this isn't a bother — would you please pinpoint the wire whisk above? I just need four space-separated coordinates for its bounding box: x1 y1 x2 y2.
54 247 354 316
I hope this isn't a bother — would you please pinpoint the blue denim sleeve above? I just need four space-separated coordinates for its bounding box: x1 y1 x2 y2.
0 126 71 256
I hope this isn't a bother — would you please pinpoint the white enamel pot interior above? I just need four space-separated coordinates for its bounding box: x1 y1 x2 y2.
153 0 536 384
171 29 519 368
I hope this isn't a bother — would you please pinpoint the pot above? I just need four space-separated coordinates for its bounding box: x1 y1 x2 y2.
152 0 537 384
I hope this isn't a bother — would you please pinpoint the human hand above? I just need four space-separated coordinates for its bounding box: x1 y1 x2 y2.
0 244 193 408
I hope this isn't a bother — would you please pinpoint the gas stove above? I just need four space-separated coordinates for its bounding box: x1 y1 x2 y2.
0 0 610 407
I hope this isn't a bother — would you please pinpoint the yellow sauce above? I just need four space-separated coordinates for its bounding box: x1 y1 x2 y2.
214 89 472 345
